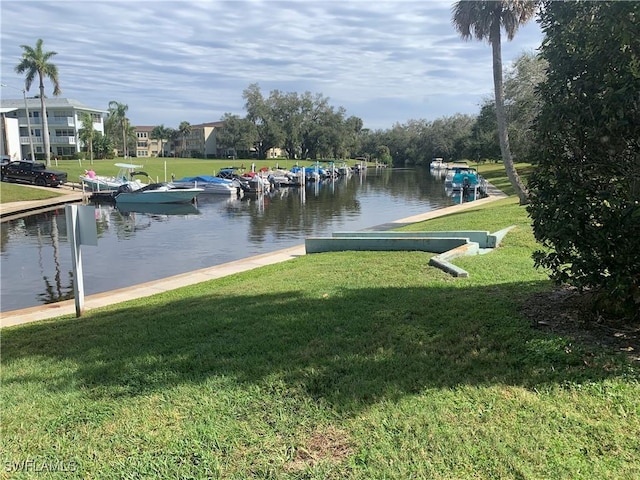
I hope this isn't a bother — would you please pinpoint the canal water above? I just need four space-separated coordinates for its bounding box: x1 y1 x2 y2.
1 167 460 312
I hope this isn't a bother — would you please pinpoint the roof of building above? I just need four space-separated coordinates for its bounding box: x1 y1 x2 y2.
0 97 107 113
134 122 224 131
191 121 224 128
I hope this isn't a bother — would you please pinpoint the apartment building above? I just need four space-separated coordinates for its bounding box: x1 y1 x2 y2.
133 121 225 158
0 97 106 160
184 121 224 158
134 126 162 157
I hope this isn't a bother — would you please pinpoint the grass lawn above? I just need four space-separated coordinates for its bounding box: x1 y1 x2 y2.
1 164 639 479
0 182 66 203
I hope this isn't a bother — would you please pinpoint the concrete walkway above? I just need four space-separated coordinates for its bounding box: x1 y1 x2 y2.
1 184 507 327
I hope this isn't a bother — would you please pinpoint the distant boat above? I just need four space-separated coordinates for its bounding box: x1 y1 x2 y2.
430 158 447 169
79 163 146 192
115 182 204 204
267 169 303 187
172 175 240 195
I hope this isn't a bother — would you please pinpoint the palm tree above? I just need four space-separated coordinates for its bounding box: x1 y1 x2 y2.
167 128 179 157
107 101 129 158
14 39 61 167
178 121 191 157
78 112 96 164
150 125 169 157
452 0 537 205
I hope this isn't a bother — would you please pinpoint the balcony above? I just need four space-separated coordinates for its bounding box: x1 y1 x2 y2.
49 117 75 126
52 136 76 145
20 136 41 145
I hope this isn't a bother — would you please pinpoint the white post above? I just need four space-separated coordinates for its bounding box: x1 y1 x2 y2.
66 205 85 316
65 205 98 317
21 89 36 162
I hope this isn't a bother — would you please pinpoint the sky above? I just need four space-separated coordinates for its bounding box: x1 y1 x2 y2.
0 0 543 131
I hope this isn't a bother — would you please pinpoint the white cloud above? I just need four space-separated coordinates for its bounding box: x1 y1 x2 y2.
0 0 543 129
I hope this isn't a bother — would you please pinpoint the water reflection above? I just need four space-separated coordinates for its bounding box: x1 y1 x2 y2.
2 167 459 312
116 203 201 217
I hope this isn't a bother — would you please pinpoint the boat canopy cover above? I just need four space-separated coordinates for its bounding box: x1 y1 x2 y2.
176 175 229 183
114 163 143 169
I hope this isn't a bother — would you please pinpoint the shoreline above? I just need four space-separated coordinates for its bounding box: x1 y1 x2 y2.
1 188 506 327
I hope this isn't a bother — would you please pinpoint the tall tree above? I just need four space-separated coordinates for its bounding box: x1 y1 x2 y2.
270 90 304 160
14 38 61 166
470 101 501 161
217 113 255 158
504 51 548 163
178 121 191 157
528 0 640 321
166 127 179 157
452 0 537 204
150 125 170 157
243 83 284 159
92 132 113 160
78 112 96 164
107 101 130 158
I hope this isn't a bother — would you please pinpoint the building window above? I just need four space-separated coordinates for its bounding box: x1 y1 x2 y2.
53 111 71 118
55 129 75 137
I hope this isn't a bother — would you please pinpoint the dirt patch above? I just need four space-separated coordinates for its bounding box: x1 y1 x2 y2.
285 426 353 473
521 286 640 363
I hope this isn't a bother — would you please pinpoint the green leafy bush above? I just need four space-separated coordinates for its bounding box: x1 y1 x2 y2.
528 1 640 321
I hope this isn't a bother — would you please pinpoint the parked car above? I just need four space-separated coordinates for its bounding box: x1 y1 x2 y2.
0 160 68 187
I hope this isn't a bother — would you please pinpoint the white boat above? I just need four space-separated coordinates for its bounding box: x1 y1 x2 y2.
79 163 146 192
430 158 447 169
337 162 352 176
115 182 204 204
267 169 302 187
172 175 240 195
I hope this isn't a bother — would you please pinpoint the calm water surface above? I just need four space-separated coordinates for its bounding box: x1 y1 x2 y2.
1 167 457 312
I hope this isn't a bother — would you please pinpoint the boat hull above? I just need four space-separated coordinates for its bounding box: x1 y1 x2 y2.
172 176 239 195
115 186 203 204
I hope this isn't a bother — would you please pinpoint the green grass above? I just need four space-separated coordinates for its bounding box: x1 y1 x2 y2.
0 181 66 203
1 164 639 479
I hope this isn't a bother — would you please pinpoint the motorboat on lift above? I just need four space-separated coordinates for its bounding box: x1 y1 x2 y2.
79 163 146 192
